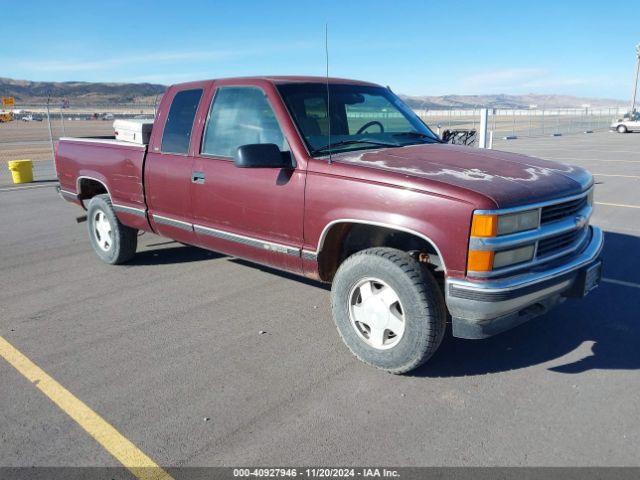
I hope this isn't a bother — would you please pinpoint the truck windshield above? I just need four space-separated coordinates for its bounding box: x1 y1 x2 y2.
277 83 440 156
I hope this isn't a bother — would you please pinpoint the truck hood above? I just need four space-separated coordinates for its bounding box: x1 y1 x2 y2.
334 143 593 208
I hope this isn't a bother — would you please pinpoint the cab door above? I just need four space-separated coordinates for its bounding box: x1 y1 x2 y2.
145 86 205 244
190 84 305 273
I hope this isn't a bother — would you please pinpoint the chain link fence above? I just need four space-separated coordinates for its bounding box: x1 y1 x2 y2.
415 107 625 139
0 102 627 183
0 103 155 183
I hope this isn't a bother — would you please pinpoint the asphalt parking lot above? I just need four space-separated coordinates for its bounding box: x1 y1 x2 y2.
1 131 639 471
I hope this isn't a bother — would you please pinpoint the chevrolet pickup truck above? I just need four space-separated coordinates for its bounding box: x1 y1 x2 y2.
55 76 603 373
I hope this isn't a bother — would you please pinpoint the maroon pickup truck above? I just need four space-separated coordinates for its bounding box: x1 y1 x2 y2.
55 76 603 373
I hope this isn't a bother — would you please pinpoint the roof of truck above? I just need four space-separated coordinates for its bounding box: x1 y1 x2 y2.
171 76 380 89
261 76 379 86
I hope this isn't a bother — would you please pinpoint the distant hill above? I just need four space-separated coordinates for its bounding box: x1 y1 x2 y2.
399 93 626 110
0 77 166 104
0 77 625 108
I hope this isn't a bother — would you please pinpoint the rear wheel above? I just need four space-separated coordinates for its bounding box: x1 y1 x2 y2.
617 125 628 133
331 247 446 374
87 194 137 264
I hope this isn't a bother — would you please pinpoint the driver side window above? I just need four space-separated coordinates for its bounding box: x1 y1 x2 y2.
201 86 288 158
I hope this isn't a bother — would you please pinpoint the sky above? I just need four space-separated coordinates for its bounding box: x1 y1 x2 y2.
1 0 638 100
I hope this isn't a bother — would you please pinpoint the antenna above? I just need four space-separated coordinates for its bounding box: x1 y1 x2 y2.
325 22 332 164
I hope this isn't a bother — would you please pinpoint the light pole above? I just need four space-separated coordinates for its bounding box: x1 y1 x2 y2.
46 93 55 161
631 43 640 114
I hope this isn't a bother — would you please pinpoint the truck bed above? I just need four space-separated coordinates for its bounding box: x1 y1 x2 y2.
55 136 150 230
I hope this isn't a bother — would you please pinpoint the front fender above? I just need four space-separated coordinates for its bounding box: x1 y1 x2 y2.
303 174 476 276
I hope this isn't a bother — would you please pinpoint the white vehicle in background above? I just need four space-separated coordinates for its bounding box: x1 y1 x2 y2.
611 111 640 133
21 114 34 122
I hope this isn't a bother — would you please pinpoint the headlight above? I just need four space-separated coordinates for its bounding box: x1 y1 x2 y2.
493 244 535 269
468 209 540 273
467 244 535 272
471 209 540 237
497 210 539 235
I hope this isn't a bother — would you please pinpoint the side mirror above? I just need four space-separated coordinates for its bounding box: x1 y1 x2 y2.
234 144 292 169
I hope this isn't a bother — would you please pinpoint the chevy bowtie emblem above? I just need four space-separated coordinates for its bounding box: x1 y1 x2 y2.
575 215 587 228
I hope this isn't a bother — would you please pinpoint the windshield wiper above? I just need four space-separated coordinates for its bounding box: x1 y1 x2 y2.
393 132 443 143
313 139 399 154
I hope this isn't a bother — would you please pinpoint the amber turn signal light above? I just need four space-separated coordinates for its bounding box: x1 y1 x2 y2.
470 214 498 237
467 250 494 272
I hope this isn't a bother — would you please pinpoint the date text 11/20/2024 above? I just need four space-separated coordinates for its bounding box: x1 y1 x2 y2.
232 467 400 477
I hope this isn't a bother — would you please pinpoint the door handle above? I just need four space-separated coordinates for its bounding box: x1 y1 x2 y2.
192 171 205 184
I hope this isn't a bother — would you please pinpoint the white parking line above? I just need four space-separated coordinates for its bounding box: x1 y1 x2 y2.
593 174 640 179
599 225 640 235
0 183 58 192
602 278 640 289
546 158 640 164
595 202 640 209
509 149 640 155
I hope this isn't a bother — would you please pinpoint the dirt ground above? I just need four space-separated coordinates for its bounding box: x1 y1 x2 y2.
0 120 115 163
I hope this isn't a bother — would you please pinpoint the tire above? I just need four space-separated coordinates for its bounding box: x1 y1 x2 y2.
86 194 137 264
617 125 628 133
331 247 447 374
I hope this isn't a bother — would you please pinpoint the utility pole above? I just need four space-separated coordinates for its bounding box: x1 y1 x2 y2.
45 93 55 161
631 43 640 114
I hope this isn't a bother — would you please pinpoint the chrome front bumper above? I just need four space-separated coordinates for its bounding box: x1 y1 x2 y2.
446 226 604 339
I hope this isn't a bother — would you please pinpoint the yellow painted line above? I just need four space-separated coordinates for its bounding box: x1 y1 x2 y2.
602 278 640 289
0 336 173 480
595 201 640 209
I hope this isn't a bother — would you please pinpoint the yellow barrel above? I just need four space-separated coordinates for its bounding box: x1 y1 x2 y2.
7 160 34 184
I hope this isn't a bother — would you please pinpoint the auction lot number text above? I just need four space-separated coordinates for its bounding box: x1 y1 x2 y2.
233 468 400 478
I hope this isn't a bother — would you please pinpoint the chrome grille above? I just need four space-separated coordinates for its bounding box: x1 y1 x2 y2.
541 196 588 224
537 228 585 258
467 189 594 278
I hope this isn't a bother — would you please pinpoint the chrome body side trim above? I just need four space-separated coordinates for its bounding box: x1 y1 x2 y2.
194 224 300 256
113 203 147 217
152 214 193 232
301 250 318 261
311 219 447 274
446 226 603 323
147 212 302 255
59 189 77 200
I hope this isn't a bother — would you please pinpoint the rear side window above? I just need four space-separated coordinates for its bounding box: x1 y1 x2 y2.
161 89 203 154
201 87 287 158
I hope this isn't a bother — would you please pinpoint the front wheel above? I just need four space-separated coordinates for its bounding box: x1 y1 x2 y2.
331 247 447 374
617 125 628 133
87 194 138 264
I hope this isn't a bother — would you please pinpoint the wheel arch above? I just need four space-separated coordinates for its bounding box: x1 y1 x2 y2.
313 219 447 282
76 175 110 209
